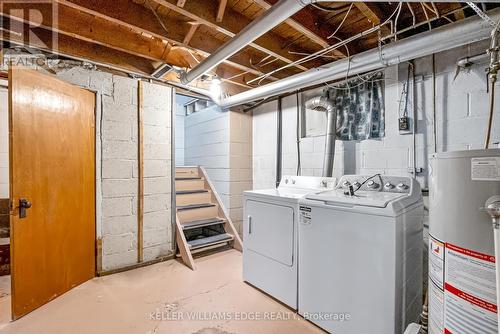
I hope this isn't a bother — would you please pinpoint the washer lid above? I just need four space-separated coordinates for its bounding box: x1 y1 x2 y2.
305 189 407 208
244 188 313 201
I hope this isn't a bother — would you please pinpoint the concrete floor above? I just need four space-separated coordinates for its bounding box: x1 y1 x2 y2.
0 250 324 334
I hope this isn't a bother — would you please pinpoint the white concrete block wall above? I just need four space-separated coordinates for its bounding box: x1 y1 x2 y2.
253 40 500 190
229 111 253 235
183 106 252 237
57 67 173 271
0 85 8 198
185 105 230 208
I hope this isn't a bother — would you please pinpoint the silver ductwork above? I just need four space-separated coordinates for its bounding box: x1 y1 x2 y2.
180 0 312 85
305 96 337 177
218 8 500 109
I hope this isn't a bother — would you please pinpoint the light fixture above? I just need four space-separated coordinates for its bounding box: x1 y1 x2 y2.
210 76 221 101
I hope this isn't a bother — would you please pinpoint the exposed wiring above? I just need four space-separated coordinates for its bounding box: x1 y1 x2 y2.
345 173 382 196
407 3 416 26
311 3 347 13
247 3 403 85
144 0 169 35
327 3 354 39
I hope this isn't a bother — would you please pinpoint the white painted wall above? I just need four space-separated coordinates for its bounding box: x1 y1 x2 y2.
253 40 500 190
175 94 195 166
184 106 252 235
0 84 8 198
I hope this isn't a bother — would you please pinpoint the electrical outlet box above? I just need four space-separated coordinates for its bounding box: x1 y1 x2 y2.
399 116 410 131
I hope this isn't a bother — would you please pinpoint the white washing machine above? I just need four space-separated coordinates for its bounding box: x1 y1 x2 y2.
298 175 424 334
243 175 336 309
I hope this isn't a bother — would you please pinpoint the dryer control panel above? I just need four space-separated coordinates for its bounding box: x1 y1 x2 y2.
337 175 413 194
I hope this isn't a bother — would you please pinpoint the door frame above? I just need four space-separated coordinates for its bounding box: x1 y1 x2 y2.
7 68 98 320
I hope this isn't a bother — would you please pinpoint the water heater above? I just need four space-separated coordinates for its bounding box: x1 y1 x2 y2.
429 149 500 334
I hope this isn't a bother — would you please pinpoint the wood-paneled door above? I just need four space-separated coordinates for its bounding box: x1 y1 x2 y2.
8 67 96 320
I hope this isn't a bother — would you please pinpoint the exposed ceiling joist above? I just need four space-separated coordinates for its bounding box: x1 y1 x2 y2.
183 22 200 45
147 0 319 71
54 0 283 82
354 3 392 36
0 3 173 63
216 0 228 23
252 0 346 57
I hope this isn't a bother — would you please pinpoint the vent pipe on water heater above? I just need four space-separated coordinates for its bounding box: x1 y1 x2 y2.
305 96 337 177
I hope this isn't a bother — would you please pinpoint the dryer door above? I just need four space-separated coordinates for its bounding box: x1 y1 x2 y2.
244 200 295 266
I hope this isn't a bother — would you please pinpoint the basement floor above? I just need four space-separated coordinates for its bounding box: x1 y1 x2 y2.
0 250 324 334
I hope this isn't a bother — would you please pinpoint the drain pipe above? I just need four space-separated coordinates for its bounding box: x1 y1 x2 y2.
305 96 336 177
276 97 283 188
218 8 500 109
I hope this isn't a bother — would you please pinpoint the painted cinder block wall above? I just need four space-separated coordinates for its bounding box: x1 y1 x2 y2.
252 40 500 190
184 106 252 236
54 67 174 272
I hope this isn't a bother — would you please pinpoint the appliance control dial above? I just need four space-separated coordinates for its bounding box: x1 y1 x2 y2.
342 181 351 187
353 181 361 187
284 179 289 184
384 182 395 190
397 182 408 190
292 179 296 185
367 180 379 189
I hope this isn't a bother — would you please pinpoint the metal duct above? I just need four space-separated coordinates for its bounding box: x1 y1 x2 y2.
218 8 500 109
305 96 337 177
180 0 383 85
180 0 309 84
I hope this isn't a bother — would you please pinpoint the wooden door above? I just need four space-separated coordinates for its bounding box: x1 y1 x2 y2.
9 67 96 319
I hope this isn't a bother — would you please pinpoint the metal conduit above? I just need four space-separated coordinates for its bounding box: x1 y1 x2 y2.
305 96 337 177
218 8 500 109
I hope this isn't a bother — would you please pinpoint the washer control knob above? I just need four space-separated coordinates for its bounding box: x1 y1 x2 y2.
342 181 351 187
284 179 289 184
367 180 379 189
384 182 395 189
353 181 361 187
292 179 296 185
397 183 408 190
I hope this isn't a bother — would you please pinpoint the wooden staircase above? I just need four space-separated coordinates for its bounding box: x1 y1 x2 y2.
175 166 242 270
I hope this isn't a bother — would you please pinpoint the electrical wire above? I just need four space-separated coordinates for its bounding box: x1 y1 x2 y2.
248 3 403 85
328 3 354 39
346 173 382 196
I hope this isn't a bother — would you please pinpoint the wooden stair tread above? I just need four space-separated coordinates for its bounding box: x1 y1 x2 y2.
188 233 233 250
177 203 215 211
176 189 208 195
182 218 225 230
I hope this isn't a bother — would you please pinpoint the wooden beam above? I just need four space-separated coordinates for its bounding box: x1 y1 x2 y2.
0 3 173 63
0 14 252 95
55 0 287 81
0 14 155 75
216 0 227 23
148 0 321 71
182 22 199 45
252 0 346 57
354 3 391 36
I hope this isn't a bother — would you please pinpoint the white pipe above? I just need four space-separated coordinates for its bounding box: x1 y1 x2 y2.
218 8 500 109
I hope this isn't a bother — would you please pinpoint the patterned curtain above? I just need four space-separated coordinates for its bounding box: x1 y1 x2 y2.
328 72 385 141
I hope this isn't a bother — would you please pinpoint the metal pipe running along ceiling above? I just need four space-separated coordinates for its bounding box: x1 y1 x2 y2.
217 8 500 109
180 0 452 85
